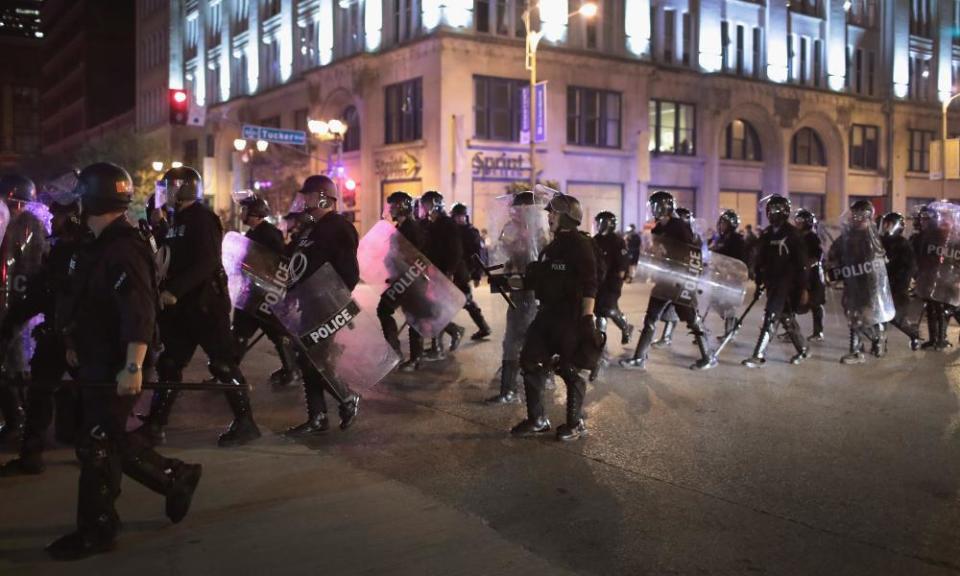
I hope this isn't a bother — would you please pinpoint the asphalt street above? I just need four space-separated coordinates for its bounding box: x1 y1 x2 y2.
1 282 959 576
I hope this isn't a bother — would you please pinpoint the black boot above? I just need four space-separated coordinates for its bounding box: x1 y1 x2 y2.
782 315 808 365
218 391 261 447
937 310 953 351
870 324 887 357
841 329 865 364
742 312 776 367
922 304 941 350
511 370 551 436
285 380 329 437
690 333 718 370
487 361 521 404
447 323 466 351
467 303 491 340
556 370 587 442
620 320 657 369
138 389 179 446
809 306 825 341
337 394 361 430
122 435 202 524
722 315 737 338
652 321 676 349
610 310 634 345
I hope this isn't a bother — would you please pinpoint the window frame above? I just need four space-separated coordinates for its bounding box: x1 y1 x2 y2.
473 75 526 142
849 124 879 170
723 119 762 162
649 99 697 156
567 86 622 149
908 129 934 173
791 127 826 166
385 78 423 145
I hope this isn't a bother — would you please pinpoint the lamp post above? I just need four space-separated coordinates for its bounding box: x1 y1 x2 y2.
521 1 596 190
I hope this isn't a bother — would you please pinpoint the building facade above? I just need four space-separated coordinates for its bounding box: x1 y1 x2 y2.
40 0 136 157
151 0 960 233
0 0 43 169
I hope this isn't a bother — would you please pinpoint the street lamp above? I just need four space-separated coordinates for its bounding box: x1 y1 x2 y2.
151 161 164 172
522 1 596 189
171 161 184 169
256 139 270 152
233 138 248 152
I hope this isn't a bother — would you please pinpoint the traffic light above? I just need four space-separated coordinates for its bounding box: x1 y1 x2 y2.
169 89 189 125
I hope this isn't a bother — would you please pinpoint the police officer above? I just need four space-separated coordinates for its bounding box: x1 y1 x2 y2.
0 192 86 476
232 194 302 390
486 191 547 405
915 206 952 350
284 175 361 436
510 194 599 441
593 211 633 347
652 207 699 348
451 202 492 341
624 224 641 283
710 209 747 336
378 191 428 372
881 212 921 350
742 195 809 367
620 192 716 371
0 173 45 443
140 166 260 447
793 209 826 341
419 191 467 357
45 163 201 561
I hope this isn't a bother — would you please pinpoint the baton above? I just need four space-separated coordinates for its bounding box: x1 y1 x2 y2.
472 254 517 310
0 378 250 392
711 286 765 362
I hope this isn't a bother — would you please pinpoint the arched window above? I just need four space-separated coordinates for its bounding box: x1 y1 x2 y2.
723 119 761 161
791 127 826 166
342 105 360 152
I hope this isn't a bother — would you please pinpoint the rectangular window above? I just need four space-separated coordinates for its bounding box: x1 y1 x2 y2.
476 0 523 37
855 49 863 93
474 76 525 141
788 35 795 82
663 10 675 64
813 39 821 87
207 1 222 45
649 99 696 156
681 12 690 65
752 28 762 78
721 21 729 71
799 37 808 85
385 78 423 145
262 0 282 20
476 0 490 32
233 0 250 34
909 129 934 172
206 134 215 158
567 87 621 148
736 25 745 75
394 0 421 44
850 124 879 170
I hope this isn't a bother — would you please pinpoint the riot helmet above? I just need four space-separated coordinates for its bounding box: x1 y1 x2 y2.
0 174 37 208
676 207 692 223
386 191 414 221
239 195 270 220
451 202 469 224
594 211 617 234
764 195 792 227
545 194 582 231
512 191 535 206
292 174 338 214
648 190 675 221
794 208 817 231
159 166 203 210
718 209 740 233
881 212 905 237
849 200 875 227
74 162 134 216
420 190 445 218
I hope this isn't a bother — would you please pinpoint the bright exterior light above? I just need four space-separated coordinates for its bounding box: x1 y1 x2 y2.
922 67 931 79
256 140 269 152
578 2 598 18
345 179 357 191
172 90 187 104
233 139 248 152
151 161 164 172
171 161 184 169
328 119 347 136
843 0 852 11
308 119 329 136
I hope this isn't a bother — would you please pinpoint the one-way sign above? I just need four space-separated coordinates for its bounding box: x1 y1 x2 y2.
242 124 307 146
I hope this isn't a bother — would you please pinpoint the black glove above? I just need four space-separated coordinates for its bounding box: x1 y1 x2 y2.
574 315 606 371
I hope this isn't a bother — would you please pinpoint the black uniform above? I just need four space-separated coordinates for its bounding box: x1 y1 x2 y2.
744 222 808 364
623 217 714 369
424 213 467 345
147 201 258 446
798 229 826 337
456 220 491 338
625 231 642 266
288 210 361 424
519 229 597 431
710 229 748 334
593 231 632 343
915 226 954 349
377 217 429 361
63 217 197 551
0 222 85 472
881 233 919 341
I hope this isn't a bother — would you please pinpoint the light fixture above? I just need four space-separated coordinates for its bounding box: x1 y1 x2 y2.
233 138 248 152
345 179 357 191
152 161 164 172
308 119 330 136
328 118 347 136
843 0 852 11
256 140 269 152
578 2 598 18
171 161 184 169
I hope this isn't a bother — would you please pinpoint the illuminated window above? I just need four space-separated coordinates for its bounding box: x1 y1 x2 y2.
908 129 934 172
849 124 879 170
474 0 524 38
791 128 826 166
385 78 422 144
723 120 761 161
649 100 695 156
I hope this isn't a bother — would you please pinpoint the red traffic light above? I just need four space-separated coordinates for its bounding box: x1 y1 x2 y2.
169 89 189 125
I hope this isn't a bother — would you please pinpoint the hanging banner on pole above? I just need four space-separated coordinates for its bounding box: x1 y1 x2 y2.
520 81 548 145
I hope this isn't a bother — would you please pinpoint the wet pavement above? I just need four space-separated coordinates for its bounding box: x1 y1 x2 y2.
1 282 959 575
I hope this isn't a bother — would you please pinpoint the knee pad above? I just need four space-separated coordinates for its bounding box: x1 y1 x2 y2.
75 425 111 465
156 355 184 382
208 358 244 385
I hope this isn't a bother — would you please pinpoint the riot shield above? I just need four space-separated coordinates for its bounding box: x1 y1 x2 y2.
221 231 288 321
358 220 466 339
635 237 748 312
826 216 896 326
272 262 399 391
485 194 549 273
914 201 960 306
